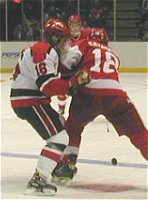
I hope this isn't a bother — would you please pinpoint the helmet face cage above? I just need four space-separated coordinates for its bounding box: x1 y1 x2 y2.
69 22 82 38
68 15 82 37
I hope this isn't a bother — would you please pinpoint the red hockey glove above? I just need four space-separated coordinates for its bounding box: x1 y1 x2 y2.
70 69 91 88
31 41 50 63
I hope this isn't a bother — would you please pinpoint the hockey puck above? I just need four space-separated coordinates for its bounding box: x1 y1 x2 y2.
111 158 117 165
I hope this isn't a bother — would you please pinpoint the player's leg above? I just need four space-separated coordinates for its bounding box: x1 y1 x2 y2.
105 96 148 160
13 103 69 195
52 94 102 185
57 95 67 115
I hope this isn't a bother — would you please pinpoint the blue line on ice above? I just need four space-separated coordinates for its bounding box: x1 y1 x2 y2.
1 151 147 169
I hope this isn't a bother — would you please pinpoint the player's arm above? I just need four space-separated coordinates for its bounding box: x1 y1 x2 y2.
34 43 91 97
36 69 91 97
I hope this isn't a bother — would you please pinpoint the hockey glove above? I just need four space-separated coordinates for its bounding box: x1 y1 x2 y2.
69 69 91 95
70 69 91 88
31 41 50 64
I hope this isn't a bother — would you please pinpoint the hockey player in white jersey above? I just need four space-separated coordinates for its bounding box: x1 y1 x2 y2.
10 18 90 196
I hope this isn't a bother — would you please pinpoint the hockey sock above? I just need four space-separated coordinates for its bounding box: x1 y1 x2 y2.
36 130 69 179
129 130 148 160
57 95 67 110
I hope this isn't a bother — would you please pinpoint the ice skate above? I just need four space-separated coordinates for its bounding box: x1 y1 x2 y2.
51 161 77 186
24 171 57 196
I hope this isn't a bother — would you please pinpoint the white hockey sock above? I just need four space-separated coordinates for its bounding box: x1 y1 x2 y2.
36 130 69 180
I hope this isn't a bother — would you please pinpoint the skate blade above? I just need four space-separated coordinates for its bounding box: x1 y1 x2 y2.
24 187 56 196
51 176 71 186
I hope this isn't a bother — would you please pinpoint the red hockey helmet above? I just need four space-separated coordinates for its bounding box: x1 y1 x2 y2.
43 18 70 47
90 28 109 45
68 15 82 25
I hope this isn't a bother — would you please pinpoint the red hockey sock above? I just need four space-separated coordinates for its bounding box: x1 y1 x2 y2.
129 130 148 160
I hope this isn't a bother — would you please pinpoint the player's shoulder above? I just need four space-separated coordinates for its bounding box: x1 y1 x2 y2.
32 40 52 54
31 40 58 64
81 27 91 35
75 38 91 45
33 40 51 48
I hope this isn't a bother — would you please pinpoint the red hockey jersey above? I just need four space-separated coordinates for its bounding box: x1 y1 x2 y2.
60 39 127 97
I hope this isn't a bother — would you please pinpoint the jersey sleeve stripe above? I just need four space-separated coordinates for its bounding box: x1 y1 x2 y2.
36 73 56 88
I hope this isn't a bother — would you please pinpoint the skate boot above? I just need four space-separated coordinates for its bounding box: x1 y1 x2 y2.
51 155 77 186
24 170 57 196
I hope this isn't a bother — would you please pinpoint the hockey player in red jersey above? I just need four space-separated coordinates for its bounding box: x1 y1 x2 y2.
10 18 90 196
68 15 109 45
68 15 91 44
57 14 109 115
51 28 148 185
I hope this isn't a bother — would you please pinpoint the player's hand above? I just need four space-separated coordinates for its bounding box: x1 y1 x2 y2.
70 69 91 88
31 41 50 63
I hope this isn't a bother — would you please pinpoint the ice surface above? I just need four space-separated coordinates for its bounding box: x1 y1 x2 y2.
1 73 148 200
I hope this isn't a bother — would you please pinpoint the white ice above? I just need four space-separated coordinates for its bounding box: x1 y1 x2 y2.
1 73 148 200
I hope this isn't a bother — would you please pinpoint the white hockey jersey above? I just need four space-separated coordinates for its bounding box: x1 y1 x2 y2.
10 43 60 108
